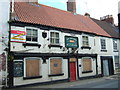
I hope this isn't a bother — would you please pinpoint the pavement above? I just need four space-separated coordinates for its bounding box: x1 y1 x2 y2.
0 74 119 89
25 74 119 88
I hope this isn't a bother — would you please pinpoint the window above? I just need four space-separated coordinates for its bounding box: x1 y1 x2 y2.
113 40 118 51
25 58 41 78
50 32 59 45
100 39 106 50
82 36 89 46
82 58 92 73
50 58 62 75
26 28 38 42
114 56 120 73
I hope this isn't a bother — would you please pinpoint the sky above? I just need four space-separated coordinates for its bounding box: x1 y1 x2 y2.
38 0 120 25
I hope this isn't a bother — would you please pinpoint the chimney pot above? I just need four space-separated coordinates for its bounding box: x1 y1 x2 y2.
100 15 114 24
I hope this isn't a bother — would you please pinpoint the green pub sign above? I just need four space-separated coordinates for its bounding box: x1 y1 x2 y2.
65 36 79 48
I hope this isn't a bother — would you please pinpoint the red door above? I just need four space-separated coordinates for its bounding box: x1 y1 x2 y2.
70 62 76 81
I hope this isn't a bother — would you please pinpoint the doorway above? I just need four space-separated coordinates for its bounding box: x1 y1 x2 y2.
69 58 76 81
101 56 114 76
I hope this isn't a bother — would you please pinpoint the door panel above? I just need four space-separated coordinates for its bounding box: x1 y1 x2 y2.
103 60 109 76
70 62 76 81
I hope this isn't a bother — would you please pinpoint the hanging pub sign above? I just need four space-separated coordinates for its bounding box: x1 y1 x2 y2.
11 30 26 43
14 61 23 77
65 36 79 48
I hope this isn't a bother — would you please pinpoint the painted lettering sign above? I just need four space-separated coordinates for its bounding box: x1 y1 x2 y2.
65 36 79 48
11 30 26 43
14 61 23 77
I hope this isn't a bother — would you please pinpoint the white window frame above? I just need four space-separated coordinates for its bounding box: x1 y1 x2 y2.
24 57 42 78
100 39 106 50
49 31 60 45
82 36 89 46
113 39 118 51
48 57 63 75
25 27 39 43
81 57 93 72
114 56 119 69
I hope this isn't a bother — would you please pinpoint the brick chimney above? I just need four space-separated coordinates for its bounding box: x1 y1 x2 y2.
100 15 114 24
67 0 76 14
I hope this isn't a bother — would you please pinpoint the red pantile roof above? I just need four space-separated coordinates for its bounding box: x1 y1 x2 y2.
13 2 111 37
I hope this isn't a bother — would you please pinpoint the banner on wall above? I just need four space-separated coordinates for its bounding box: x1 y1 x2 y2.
11 30 26 43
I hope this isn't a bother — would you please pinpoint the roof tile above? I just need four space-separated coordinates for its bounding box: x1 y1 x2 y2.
14 2 111 37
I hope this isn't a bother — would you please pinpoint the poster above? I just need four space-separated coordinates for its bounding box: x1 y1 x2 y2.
11 30 26 43
14 61 23 77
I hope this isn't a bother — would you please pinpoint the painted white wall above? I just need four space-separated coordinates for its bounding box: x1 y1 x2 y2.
0 0 10 86
0 0 10 54
95 36 119 75
78 58 96 77
14 58 68 86
11 25 119 85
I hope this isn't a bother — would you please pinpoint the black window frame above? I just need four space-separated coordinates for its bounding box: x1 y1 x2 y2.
26 28 38 42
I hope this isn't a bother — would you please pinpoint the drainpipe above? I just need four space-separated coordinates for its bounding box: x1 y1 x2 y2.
118 1 120 76
7 0 14 88
68 50 70 81
76 51 79 80
118 1 120 34
96 54 98 77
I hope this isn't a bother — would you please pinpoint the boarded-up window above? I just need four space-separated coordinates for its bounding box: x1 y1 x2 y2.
50 59 62 74
82 58 92 72
26 59 40 77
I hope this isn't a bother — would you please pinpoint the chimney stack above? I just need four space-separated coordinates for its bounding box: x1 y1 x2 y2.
100 15 114 24
67 0 76 14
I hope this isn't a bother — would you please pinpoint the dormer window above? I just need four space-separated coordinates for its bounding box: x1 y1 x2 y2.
50 32 59 45
82 36 89 46
26 28 38 42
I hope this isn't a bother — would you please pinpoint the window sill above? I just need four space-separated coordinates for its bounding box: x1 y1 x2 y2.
48 44 63 49
23 76 42 80
113 50 119 52
48 73 64 77
82 70 93 73
101 50 107 52
81 46 91 50
23 43 41 48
